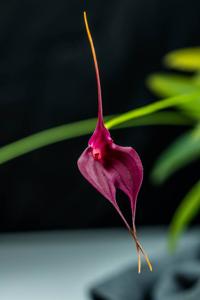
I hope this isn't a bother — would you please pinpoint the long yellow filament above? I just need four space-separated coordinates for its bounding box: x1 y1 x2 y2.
83 11 103 123
84 12 98 76
130 229 153 273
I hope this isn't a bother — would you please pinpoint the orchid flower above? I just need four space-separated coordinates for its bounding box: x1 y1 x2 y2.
78 12 152 273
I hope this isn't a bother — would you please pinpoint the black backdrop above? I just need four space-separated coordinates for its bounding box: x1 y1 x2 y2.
0 0 199 231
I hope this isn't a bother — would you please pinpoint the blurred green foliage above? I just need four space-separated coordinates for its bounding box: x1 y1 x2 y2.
147 47 200 249
164 47 200 71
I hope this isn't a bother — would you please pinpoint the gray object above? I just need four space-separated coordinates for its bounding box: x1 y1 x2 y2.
91 239 200 300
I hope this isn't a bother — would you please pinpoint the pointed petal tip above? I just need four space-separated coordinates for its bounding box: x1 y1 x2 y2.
130 228 152 272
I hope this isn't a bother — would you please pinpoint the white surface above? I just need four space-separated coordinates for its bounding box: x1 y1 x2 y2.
0 228 166 300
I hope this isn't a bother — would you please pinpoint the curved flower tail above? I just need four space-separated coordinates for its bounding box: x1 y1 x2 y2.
84 11 104 127
130 226 153 273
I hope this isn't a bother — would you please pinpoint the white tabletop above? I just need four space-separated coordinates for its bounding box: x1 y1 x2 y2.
0 228 172 300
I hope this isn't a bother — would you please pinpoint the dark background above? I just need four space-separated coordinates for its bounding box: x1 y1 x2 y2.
0 0 199 232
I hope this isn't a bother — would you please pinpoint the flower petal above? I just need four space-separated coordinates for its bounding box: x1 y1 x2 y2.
77 144 143 230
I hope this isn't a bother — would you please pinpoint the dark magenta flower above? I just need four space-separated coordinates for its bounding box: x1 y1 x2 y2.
78 12 152 273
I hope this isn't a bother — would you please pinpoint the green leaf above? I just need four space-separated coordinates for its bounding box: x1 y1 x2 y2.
147 73 200 119
114 112 193 128
169 180 200 250
193 122 200 138
151 127 200 184
193 72 200 86
0 118 97 165
147 73 200 97
164 47 200 71
106 92 200 129
0 112 192 165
